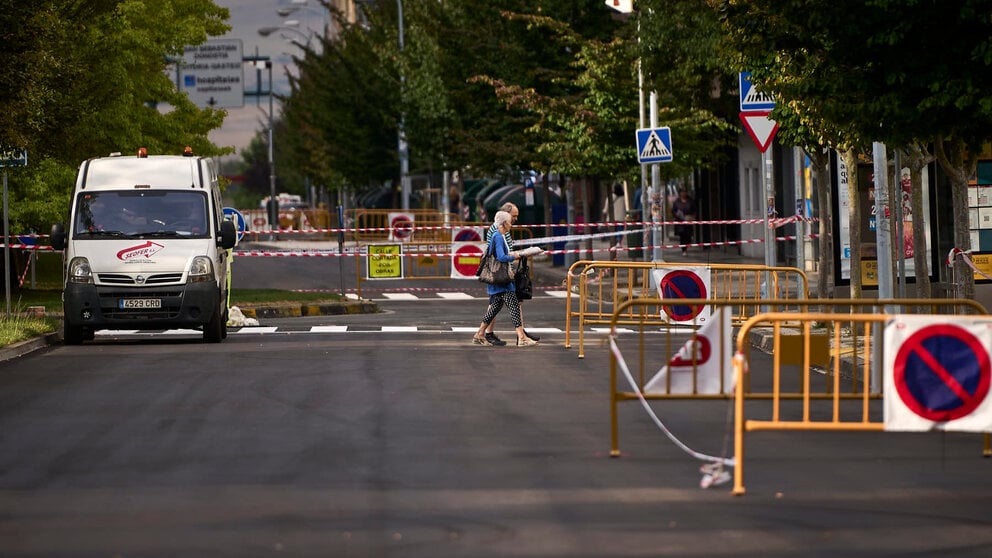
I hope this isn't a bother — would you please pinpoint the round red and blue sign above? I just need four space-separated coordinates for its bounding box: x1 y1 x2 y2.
893 324 992 422
659 269 708 322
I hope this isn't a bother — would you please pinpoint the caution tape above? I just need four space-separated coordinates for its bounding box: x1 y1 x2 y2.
231 234 821 258
242 215 818 236
0 215 818 244
947 248 992 281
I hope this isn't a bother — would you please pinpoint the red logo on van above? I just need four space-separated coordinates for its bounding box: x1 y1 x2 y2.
117 241 164 261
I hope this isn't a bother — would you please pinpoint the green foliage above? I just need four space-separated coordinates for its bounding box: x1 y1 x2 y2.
4 159 77 233
0 0 232 233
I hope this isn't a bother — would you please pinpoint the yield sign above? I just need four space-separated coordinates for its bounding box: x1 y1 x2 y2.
739 111 779 153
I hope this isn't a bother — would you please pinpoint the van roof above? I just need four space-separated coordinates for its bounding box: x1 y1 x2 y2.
80 155 206 190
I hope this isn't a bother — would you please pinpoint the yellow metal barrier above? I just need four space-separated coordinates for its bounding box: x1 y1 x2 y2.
607 298 989 472
568 260 809 358
729 308 992 496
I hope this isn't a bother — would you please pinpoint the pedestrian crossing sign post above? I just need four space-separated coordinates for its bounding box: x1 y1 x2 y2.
636 127 673 164
739 72 776 112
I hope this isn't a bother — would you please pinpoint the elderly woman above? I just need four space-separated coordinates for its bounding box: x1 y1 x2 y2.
473 210 537 347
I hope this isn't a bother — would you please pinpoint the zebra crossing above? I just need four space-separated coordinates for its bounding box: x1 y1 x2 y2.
92 325 584 337
346 290 572 302
91 324 654 338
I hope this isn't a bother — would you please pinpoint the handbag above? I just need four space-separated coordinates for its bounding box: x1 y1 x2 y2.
514 257 533 300
478 238 515 286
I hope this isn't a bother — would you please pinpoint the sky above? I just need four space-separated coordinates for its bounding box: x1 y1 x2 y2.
204 0 330 156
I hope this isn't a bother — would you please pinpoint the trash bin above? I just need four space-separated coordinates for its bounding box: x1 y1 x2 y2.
626 209 643 261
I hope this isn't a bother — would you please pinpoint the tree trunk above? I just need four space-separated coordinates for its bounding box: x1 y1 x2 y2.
542 173 552 251
808 148 832 300
887 155 900 296
935 136 977 301
843 149 862 300
903 144 933 299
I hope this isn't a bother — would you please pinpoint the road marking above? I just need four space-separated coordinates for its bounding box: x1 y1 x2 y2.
89 326 585 337
230 327 279 334
437 292 475 300
382 293 420 300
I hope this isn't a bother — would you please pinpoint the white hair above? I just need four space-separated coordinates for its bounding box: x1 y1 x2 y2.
494 210 512 228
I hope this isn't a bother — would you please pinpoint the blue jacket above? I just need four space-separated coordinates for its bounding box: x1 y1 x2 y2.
486 231 516 296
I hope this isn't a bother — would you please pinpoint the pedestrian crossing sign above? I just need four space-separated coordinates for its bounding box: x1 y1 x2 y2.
636 127 673 164
739 72 776 111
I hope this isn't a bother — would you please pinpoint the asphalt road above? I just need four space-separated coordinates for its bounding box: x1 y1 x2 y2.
2 273 992 556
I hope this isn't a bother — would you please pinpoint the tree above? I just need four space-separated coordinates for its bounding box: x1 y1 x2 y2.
717 0 992 300
0 0 231 232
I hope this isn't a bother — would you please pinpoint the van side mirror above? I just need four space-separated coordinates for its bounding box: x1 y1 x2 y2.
217 220 237 250
51 223 66 251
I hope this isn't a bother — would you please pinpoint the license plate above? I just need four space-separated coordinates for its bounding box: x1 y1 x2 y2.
119 298 161 309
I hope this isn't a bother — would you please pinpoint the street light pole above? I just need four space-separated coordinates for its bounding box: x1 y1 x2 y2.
267 60 277 235
397 0 410 210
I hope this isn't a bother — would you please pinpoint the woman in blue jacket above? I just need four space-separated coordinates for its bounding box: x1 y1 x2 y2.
473 211 538 347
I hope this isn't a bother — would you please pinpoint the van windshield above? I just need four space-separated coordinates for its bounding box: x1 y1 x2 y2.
74 191 210 239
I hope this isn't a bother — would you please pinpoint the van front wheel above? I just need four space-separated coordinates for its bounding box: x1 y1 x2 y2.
204 304 223 343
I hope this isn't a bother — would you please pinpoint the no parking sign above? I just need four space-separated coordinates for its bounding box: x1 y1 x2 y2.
884 316 992 432
651 266 712 322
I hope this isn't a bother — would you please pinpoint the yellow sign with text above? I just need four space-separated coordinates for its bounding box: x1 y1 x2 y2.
860 259 878 286
367 244 402 279
970 252 992 281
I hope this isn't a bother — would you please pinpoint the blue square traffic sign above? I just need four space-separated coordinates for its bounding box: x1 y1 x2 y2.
636 127 673 164
739 72 776 111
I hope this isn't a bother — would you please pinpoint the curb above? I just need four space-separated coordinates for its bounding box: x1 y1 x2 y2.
239 300 380 319
0 301 380 361
0 332 61 363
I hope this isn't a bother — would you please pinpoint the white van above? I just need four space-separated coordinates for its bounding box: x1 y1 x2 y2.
50 148 237 344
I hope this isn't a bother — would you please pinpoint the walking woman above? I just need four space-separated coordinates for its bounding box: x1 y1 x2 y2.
473 211 538 347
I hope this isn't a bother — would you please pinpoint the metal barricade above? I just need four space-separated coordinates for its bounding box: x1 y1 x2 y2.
730 307 992 495
607 298 990 492
567 261 809 358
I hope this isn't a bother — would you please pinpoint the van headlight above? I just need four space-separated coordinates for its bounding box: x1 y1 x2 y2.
67 257 93 284
188 256 214 283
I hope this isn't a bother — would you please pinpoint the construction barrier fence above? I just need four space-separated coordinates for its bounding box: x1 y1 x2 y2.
567 260 809 358
606 298 991 495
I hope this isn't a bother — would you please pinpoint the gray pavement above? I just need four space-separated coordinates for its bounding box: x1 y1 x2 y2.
2 318 992 556
4 240 992 555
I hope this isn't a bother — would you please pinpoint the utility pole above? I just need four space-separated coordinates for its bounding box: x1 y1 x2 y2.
244 49 276 235
397 0 410 210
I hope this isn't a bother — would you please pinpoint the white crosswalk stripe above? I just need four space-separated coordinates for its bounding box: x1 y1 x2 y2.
382 293 420 300
361 290 565 301
93 326 570 336
230 327 279 334
436 292 475 300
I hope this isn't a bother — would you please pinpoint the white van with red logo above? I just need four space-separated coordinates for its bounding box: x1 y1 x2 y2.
50 148 237 344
